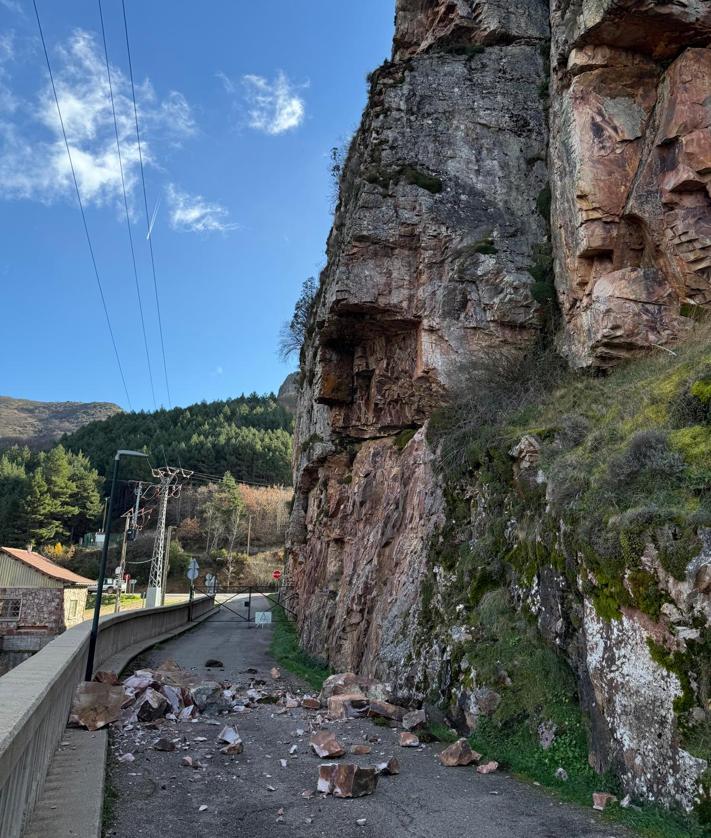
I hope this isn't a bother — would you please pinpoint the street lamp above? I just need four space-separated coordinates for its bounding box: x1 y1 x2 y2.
85 449 149 680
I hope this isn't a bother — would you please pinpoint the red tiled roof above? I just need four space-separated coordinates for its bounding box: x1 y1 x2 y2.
1 547 94 586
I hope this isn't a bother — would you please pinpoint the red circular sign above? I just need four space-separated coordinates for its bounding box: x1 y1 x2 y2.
272 569 282 580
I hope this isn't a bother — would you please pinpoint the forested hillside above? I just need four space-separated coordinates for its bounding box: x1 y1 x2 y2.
61 394 294 486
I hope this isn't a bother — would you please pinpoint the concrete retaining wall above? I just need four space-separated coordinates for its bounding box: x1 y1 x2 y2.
0 596 214 838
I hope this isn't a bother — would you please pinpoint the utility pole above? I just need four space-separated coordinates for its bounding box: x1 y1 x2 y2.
161 525 173 606
114 512 131 614
246 514 252 557
146 466 192 608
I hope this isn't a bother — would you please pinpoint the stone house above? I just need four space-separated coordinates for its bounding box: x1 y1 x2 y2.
0 547 93 673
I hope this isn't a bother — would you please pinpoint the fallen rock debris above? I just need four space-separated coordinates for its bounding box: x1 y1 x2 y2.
92 663 507 809
309 730 346 758
399 732 420 748
592 791 617 811
438 738 481 767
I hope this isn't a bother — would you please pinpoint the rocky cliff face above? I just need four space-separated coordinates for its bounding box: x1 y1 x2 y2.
289 0 549 673
287 0 711 818
550 0 711 366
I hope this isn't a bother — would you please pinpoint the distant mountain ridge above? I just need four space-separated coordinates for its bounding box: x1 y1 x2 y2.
0 396 122 450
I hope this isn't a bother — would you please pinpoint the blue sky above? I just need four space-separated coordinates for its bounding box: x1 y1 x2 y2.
0 0 394 411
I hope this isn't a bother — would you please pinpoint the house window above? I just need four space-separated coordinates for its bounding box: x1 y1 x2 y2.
68 599 79 619
0 597 21 622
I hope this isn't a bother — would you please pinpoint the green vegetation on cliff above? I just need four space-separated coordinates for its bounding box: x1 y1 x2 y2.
424 327 711 835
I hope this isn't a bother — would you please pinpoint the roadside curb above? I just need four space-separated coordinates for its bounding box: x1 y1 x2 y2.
21 606 219 838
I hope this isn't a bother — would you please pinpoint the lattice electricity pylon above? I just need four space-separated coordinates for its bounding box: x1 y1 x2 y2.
145 466 192 608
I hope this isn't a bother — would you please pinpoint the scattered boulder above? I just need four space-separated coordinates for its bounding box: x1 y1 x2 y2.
477 761 499 774
217 725 241 745
438 738 481 767
135 688 169 723
555 767 569 782
332 764 379 798
93 671 120 685
319 672 360 703
69 681 127 731
327 692 369 720
317 763 337 793
375 757 400 775
204 658 224 668
399 732 419 747
351 744 372 755
153 737 177 752
592 792 617 811
368 700 406 722
301 697 321 710
220 740 244 755
310 731 346 758
402 709 426 731
160 685 182 715
190 681 228 713
270 667 281 679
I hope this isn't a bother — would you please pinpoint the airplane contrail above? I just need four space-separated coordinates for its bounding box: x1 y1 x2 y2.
147 199 160 239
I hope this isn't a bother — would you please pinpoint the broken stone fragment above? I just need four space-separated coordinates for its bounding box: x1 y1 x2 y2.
367 700 406 722
93 671 120 685
153 738 177 752
477 761 499 774
592 792 617 811
181 756 193 767
438 738 481 767
375 757 400 776
190 681 229 712
350 744 372 755
220 740 244 755
327 692 369 720
160 685 182 715
204 658 224 668
285 694 299 709
117 752 134 763
317 763 337 793
309 730 346 758
555 767 569 782
301 697 321 710
319 672 360 703
69 681 128 731
271 667 281 679
402 708 426 730
122 673 154 693
399 732 419 747
135 688 169 722
217 725 241 745
331 764 378 798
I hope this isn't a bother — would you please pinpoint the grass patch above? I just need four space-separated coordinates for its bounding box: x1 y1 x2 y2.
87 593 142 610
270 606 330 692
394 428 417 451
101 752 118 836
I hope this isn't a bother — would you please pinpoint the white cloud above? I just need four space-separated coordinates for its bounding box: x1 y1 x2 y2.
0 29 195 207
240 71 305 135
166 183 238 234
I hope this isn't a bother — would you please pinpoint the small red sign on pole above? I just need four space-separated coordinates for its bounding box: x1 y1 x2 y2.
272 569 282 581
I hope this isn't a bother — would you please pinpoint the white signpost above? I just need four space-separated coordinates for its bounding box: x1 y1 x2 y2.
186 558 200 581
255 611 272 627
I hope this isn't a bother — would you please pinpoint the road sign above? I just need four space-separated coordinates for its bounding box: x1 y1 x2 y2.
255 611 272 625
272 569 282 581
186 558 200 581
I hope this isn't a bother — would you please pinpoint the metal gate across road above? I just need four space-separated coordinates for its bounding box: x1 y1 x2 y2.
190 582 296 623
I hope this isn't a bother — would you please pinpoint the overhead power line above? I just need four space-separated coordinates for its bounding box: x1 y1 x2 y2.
97 0 156 410
121 0 172 408
32 0 132 410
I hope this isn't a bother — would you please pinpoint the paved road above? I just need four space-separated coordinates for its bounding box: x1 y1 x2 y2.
106 607 630 838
